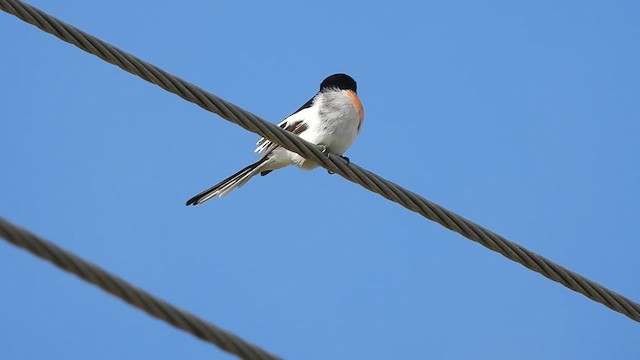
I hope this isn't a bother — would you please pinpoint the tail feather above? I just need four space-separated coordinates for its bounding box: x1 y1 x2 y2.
186 159 267 206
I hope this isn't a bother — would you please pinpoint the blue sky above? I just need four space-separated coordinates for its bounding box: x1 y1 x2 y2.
2 1 639 359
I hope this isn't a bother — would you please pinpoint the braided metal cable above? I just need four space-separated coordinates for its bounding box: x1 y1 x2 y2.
2 0 639 323
0 218 282 360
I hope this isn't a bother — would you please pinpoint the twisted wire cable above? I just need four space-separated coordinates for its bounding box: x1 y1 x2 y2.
0 218 282 360
2 0 639 323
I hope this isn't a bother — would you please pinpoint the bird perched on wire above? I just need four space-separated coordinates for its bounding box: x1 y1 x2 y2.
186 73 364 205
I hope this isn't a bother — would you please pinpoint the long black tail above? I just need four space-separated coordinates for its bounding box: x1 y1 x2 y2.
186 159 267 206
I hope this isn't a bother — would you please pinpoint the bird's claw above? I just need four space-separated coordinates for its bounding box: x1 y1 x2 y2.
327 155 350 175
317 145 335 174
318 144 330 158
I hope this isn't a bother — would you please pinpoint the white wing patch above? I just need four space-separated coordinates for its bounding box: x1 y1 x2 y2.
255 118 289 153
254 110 310 153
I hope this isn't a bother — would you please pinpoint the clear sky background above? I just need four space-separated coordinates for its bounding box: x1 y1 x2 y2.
2 1 639 359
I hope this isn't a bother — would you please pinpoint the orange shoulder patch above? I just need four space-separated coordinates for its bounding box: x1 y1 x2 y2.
347 90 365 132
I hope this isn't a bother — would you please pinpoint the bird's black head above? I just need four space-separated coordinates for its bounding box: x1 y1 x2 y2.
320 73 357 93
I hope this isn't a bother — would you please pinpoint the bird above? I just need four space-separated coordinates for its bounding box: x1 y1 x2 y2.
186 73 364 206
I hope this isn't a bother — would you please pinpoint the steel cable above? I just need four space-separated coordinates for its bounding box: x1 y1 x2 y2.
0 218 282 360
2 0 639 323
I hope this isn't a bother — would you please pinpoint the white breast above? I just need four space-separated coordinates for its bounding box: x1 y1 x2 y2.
305 91 360 153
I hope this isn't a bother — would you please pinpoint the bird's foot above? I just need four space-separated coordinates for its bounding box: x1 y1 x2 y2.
318 145 336 174
318 144 330 158
328 155 350 174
